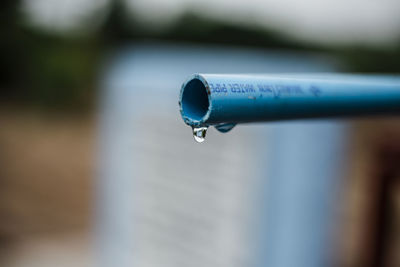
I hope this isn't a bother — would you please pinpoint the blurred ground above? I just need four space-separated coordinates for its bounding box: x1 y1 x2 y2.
340 118 400 267
0 107 93 266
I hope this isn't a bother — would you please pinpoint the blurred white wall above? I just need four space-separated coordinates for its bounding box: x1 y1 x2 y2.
97 43 347 267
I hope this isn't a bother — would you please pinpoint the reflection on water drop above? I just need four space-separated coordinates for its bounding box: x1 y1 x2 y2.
192 127 208 143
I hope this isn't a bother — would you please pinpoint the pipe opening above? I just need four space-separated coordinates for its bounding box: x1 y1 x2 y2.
181 78 210 121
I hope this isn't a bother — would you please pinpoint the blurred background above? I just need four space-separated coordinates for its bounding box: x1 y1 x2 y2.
0 0 400 267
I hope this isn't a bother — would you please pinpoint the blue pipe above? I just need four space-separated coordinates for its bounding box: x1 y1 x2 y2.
179 74 400 130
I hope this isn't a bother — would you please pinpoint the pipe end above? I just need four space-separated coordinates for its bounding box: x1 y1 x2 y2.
179 74 211 126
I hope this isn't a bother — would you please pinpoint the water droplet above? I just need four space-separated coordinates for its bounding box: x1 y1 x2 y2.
215 123 236 133
192 127 208 143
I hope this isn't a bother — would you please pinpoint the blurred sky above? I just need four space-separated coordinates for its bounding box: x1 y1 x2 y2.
21 0 400 46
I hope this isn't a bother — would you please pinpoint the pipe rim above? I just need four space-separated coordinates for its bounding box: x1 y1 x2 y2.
179 74 212 126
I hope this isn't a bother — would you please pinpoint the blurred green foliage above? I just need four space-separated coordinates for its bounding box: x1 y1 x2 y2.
0 0 399 109
336 46 400 73
16 32 99 108
0 0 100 109
156 13 310 50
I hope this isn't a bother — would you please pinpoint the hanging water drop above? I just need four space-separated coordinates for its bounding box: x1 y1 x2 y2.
215 123 236 133
192 127 208 143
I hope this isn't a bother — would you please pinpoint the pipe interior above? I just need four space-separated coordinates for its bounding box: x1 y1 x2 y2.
181 78 209 121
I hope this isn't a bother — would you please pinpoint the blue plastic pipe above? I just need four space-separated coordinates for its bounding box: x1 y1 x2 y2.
179 74 400 128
